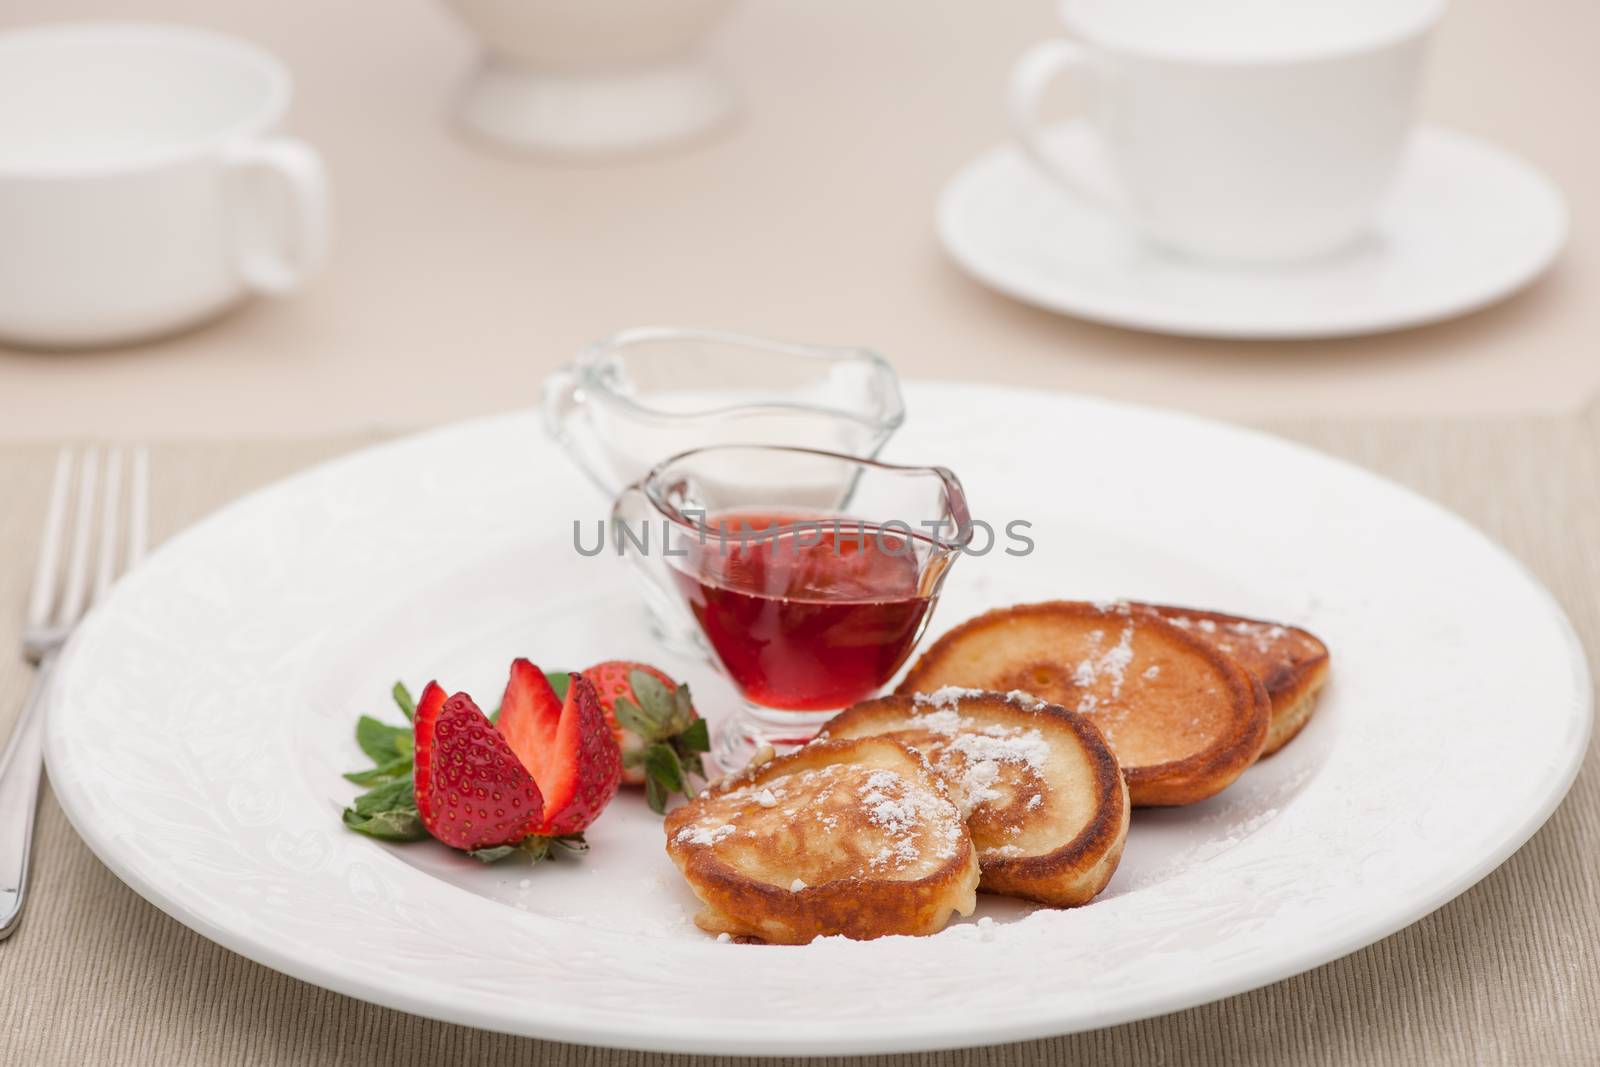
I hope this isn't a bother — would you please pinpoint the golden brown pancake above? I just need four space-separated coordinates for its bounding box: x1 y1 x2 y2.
664 737 979 944
821 689 1128 907
897 601 1269 806
1137 604 1330 756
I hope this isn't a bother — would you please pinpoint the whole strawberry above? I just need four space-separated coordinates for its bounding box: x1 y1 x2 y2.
583 661 710 812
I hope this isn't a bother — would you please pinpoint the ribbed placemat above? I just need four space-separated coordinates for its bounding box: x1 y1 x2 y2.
1 410 1596 1066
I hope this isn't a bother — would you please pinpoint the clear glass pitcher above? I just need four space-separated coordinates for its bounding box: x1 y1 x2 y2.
543 326 905 499
544 326 906 648
611 444 971 770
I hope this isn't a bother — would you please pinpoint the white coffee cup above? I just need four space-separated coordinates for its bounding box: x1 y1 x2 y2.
1010 0 1445 263
0 23 329 348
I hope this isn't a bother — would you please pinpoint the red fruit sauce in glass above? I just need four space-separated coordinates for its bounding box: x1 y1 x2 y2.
669 511 935 711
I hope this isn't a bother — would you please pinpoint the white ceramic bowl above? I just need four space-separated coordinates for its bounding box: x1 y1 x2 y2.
444 0 737 157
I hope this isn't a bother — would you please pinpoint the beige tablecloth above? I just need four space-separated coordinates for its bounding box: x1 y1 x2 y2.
3 0 1600 435
1 410 1597 1065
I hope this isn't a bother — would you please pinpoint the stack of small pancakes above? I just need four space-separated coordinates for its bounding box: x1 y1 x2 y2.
666 600 1329 944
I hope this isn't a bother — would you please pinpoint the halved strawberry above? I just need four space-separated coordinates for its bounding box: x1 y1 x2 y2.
582 661 709 811
411 681 447 829
413 685 544 851
496 660 621 836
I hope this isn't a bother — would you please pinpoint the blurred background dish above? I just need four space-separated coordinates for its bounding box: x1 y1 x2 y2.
444 0 738 156
0 22 328 349
937 122 1567 339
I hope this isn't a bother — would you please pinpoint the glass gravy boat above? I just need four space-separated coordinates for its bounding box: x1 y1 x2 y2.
544 327 906 648
613 444 971 769
543 326 905 499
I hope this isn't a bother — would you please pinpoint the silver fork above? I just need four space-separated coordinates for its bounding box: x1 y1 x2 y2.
0 447 149 940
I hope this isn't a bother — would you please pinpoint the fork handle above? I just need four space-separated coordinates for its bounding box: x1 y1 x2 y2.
0 657 52 941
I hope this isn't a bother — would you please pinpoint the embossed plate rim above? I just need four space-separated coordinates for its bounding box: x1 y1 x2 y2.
43 384 1591 1053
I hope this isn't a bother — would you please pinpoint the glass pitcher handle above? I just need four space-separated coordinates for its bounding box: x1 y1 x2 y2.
542 365 620 498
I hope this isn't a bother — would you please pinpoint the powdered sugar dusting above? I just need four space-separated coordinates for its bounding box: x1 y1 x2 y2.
858 768 963 870
942 728 1051 815
1168 613 1296 656
674 759 963 883
906 706 967 736
861 770 924 836
1226 619 1290 654
912 687 1056 731
947 729 1050 773
903 689 1057 816
674 823 736 846
1071 620 1137 710
923 685 987 707
958 758 1002 810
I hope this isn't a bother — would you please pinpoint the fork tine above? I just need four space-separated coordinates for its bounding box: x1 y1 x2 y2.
93 447 125 605
55 448 100 628
127 446 149 569
24 450 74 630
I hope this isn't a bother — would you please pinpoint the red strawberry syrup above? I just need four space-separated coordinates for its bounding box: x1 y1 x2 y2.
669 511 935 711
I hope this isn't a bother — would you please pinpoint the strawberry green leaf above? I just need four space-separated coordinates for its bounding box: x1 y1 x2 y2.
470 832 586 865
551 833 588 854
468 844 516 863
645 743 688 792
674 717 711 755
644 774 668 815
342 755 412 786
664 684 698 737
342 807 426 841
342 777 425 841
610 695 659 742
356 716 409 764
350 776 415 816
545 671 571 700
627 671 678 732
642 743 691 814
392 681 416 720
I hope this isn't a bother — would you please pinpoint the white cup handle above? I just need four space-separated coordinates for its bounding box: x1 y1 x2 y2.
223 138 330 296
1008 39 1124 217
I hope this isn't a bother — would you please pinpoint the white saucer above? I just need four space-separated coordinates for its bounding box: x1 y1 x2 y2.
937 123 1568 340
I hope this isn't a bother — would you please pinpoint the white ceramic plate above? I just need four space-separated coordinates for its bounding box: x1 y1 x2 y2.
45 385 1589 1054
938 124 1568 339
